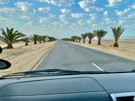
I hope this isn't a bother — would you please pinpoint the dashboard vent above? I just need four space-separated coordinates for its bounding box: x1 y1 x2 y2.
111 92 135 101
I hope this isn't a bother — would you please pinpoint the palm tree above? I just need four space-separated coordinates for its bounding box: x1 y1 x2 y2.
38 36 43 43
74 36 78 42
71 36 76 42
77 37 82 43
42 36 46 43
87 33 95 44
30 34 38 44
111 26 125 47
21 37 29 46
81 33 87 43
75 36 78 42
0 27 25 49
94 30 107 45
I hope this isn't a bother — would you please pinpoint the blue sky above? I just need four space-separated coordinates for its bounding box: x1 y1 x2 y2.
0 0 135 39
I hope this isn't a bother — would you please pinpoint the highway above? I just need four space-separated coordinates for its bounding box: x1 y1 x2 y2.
35 41 135 72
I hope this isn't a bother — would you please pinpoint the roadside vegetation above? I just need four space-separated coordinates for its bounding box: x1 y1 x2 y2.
0 27 25 49
0 27 57 49
21 37 30 46
64 26 125 48
87 33 95 44
111 26 125 47
94 30 107 45
81 33 87 43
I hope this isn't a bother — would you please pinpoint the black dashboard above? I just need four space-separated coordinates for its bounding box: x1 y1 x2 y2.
0 73 135 101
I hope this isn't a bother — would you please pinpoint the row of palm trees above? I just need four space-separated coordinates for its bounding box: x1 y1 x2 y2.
0 27 48 49
71 26 125 47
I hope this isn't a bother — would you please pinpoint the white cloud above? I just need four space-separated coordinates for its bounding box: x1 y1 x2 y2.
59 14 66 21
40 0 74 7
104 11 108 17
20 16 30 19
33 9 36 13
49 13 56 17
59 14 69 22
128 12 135 18
77 19 85 26
51 22 60 27
104 18 115 24
0 7 33 22
89 13 96 20
71 13 85 18
132 4 135 9
27 21 33 25
39 17 50 23
78 0 103 12
0 0 9 4
15 2 33 12
118 19 126 25
115 8 130 16
105 18 111 24
38 7 50 12
87 19 92 24
92 24 97 27
61 8 70 13
64 22 69 24
106 0 123 7
39 13 56 23
0 7 21 16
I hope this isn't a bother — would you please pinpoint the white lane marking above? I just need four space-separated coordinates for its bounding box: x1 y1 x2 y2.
92 63 104 71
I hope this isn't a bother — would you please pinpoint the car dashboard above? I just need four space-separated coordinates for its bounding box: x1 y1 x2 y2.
0 73 135 101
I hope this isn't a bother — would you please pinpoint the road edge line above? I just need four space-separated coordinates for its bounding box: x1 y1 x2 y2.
32 42 56 71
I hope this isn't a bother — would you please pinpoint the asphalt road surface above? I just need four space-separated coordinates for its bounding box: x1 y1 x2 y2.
36 41 135 72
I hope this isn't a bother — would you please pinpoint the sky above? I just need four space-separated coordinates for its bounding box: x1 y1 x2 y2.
0 0 135 39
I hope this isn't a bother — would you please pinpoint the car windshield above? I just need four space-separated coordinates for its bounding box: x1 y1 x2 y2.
0 0 135 78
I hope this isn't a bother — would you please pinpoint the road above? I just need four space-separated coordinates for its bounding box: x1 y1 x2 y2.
35 41 135 72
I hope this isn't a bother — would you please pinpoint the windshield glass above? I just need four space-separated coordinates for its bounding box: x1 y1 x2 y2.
0 0 135 77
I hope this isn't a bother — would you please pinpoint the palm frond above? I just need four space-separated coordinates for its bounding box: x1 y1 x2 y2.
111 26 125 42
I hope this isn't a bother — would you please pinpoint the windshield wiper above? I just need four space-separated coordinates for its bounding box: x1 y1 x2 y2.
2 69 108 78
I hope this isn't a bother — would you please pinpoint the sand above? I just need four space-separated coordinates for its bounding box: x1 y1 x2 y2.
0 41 56 76
0 39 135 77
68 40 135 61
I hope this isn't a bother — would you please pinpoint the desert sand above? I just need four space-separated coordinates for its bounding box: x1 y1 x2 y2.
68 39 135 61
0 41 56 76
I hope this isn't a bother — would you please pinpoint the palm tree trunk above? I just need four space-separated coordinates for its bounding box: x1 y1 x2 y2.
88 39 91 44
79 40 80 43
113 39 119 47
34 41 37 44
83 39 85 43
98 39 101 45
7 44 13 49
113 42 118 47
25 42 28 46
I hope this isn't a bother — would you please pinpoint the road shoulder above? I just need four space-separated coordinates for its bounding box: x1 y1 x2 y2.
66 41 135 61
